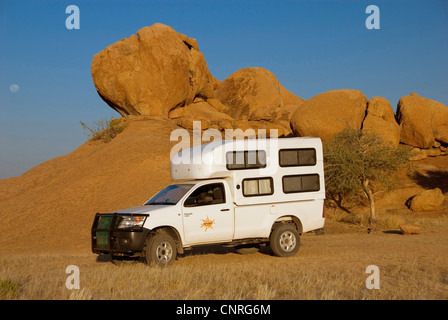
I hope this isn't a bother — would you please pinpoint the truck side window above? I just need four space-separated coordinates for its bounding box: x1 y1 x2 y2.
282 174 320 193
279 148 316 167
184 183 226 207
242 177 274 197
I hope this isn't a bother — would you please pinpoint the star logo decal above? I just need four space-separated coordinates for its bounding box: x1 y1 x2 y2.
200 216 215 232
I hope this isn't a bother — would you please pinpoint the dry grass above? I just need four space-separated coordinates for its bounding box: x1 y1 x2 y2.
0 254 445 300
80 117 127 143
0 279 19 299
0 255 375 300
325 198 448 231
326 209 406 230
1 216 447 300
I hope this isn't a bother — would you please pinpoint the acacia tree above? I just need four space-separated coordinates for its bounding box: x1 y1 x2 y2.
323 128 409 226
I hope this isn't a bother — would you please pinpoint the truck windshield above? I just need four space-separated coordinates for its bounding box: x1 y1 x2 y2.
145 184 194 205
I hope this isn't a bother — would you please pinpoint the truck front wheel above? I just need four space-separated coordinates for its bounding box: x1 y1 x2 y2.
144 232 177 267
270 224 300 257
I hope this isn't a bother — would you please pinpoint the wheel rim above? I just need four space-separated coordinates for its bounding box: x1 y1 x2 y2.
156 241 173 262
279 231 296 252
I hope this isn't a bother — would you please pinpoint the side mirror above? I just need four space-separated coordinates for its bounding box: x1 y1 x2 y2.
184 197 197 207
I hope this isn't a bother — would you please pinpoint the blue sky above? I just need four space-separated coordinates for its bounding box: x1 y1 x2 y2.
0 0 447 179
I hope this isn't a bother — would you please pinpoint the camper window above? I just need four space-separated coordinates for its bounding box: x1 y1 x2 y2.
226 150 267 170
282 174 320 193
279 148 316 167
242 177 274 197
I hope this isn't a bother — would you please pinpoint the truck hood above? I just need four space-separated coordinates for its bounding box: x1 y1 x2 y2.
115 205 175 215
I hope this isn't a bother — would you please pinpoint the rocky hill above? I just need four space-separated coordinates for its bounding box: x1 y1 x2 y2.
0 118 178 253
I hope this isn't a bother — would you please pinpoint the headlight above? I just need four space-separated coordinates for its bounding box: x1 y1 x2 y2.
117 215 147 229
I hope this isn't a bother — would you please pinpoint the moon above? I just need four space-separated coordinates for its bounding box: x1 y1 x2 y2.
9 84 20 93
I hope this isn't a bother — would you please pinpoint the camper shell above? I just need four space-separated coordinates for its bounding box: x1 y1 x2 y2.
92 137 326 266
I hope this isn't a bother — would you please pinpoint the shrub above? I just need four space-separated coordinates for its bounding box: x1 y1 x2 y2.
324 128 410 226
80 116 127 143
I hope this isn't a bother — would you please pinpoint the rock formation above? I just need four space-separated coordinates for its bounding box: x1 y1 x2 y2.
168 98 233 123
290 89 368 142
396 93 448 149
213 67 304 120
408 188 445 211
399 224 421 235
91 23 448 162
362 97 401 145
91 23 215 117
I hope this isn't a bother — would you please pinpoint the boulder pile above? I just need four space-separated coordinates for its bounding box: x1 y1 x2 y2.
91 23 448 157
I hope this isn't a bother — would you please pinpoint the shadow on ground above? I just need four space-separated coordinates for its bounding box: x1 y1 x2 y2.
410 170 448 193
94 244 273 266
382 230 403 235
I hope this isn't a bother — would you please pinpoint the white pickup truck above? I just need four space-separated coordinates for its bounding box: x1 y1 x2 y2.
91 137 326 266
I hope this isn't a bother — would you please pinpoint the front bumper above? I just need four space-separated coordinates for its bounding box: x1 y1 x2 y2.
91 213 150 255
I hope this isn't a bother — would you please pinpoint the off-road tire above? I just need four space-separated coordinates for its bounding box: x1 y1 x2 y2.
144 232 177 267
269 224 300 257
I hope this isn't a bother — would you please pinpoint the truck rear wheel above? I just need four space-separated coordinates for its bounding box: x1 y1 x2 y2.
144 232 177 267
270 224 300 257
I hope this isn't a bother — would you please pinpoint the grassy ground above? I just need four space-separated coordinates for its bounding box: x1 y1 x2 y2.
1 211 447 300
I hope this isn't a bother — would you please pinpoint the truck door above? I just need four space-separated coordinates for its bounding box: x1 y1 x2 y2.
181 182 234 244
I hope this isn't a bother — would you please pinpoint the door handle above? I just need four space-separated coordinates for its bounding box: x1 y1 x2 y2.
220 208 230 212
